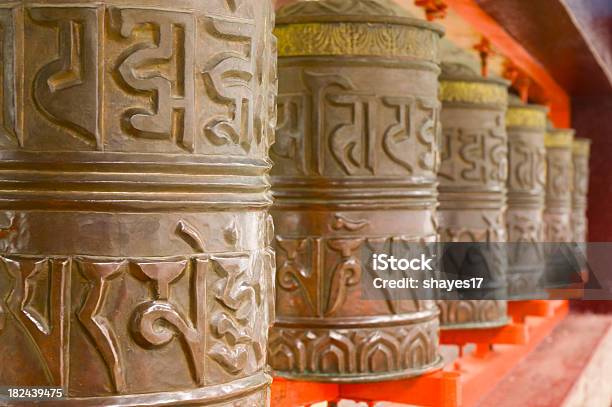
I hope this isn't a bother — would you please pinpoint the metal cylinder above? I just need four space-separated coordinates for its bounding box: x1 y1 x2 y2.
269 0 444 382
436 63 509 328
572 138 591 244
544 128 575 288
544 129 575 242
505 98 548 299
0 1 276 405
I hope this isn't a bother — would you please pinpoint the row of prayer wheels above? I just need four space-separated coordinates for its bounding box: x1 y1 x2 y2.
0 0 591 404
268 0 592 384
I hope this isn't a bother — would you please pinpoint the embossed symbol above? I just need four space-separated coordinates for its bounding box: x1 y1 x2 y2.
30 7 101 147
112 8 195 151
325 239 363 316
209 256 262 374
204 17 255 152
130 260 205 385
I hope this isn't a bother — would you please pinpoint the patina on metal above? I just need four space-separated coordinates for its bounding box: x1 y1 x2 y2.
544 128 576 288
505 97 548 299
0 1 276 405
437 62 510 328
269 0 444 382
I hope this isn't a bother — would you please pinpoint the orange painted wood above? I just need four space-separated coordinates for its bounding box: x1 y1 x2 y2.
453 300 569 406
339 371 461 407
270 377 339 407
508 300 554 322
443 0 571 127
440 322 529 346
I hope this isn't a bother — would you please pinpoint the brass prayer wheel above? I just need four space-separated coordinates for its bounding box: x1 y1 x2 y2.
544 129 575 242
571 138 591 279
544 128 576 288
436 63 509 328
572 138 591 244
269 0 444 382
0 1 276 405
505 98 548 299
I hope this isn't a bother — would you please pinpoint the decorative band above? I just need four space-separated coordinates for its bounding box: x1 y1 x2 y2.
275 22 439 61
506 106 547 130
573 138 591 155
545 130 574 148
439 80 508 106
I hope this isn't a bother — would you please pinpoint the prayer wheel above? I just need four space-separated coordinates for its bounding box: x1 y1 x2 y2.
436 63 510 328
0 1 276 405
544 129 575 243
572 138 591 244
269 0 444 382
544 128 575 287
505 98 548 299
571 138 591 281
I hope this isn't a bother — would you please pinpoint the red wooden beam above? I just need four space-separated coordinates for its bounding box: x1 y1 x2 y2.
441 0 571 127
440 322 529 346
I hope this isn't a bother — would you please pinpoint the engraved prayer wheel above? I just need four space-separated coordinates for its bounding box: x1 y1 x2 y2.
436 63 510 328
544 128 575 287
544 129 575 242
571 138 591 280
269 0 444 382
0 1 276 405
505 97 548 299
572 138 591 244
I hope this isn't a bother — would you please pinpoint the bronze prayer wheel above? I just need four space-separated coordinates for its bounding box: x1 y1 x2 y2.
505 97 548 299
544 128 575 288
436 63 510 328
544 129 575 242
0 1 276 405
269 0 444 382
571 138 591 279
572 138 591 244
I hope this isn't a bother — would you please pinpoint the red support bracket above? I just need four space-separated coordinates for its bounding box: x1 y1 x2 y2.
340 371 461 407
451 301 569 406
508 300 554 322
440 322 529 347
271 377 339 407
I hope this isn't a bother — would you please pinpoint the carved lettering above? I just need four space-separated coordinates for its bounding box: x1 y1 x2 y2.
129 259 205 385
417 99 440 172
1 257 70 386
303 71 355 175
204 17 255 152
272 94 307 173
112 8 195 151
325 238 363 317
30 7 101 147
383 97 415 173
329 93 377 175
275 237 318 316
208 256 262 375
77 260 127 393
